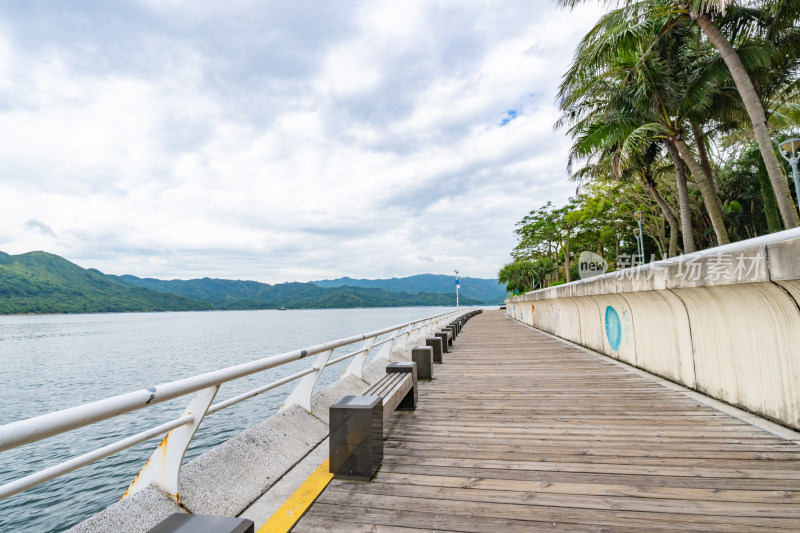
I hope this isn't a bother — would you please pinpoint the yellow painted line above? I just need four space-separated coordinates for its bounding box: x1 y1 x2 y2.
258 458 333 533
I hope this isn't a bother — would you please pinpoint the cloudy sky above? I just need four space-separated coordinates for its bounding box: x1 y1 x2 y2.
0 0 603 283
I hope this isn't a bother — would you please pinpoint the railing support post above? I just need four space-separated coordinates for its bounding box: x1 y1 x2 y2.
343 336 377 381
123 385 219 501
406 320 424 347
387 325 412 361
282 349 334 412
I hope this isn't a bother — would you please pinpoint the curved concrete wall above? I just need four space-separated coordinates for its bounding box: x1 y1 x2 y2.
508 230 800 430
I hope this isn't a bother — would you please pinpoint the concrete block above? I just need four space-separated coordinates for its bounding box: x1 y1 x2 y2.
67 485 184 533
329 396 383 481
425 336 443 364
411 346 433 380
178 405 327 516
768 236 800 281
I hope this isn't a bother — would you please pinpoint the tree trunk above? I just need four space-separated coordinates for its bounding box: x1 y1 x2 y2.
664 140 697 252
673 135 731 244
644 178 679 258
690 120 719 194
759 171 783 233
695 13 800 229
565 231 571 283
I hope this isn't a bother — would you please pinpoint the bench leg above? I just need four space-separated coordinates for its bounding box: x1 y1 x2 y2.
435 332 450 353
425 336 443 364
387 362 417 410
329 395 383 481
411 346 433 380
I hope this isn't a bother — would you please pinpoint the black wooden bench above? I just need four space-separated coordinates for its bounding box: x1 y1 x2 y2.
329 362 417 480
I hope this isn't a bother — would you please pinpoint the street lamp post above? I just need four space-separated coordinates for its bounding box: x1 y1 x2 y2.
633 210 645 264
779 138 800 210
454 269 460 308
633 228 642 266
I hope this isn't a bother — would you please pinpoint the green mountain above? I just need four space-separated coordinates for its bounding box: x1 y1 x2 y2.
0 250 486 315
105 274 483 309
313 274 507 304
0 251 213 314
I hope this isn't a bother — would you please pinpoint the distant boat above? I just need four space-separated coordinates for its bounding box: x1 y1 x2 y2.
278 306 287 310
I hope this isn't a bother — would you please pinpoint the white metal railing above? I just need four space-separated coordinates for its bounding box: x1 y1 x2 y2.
0 309 471 502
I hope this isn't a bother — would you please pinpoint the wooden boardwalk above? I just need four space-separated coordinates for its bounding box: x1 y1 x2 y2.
294 310 800 532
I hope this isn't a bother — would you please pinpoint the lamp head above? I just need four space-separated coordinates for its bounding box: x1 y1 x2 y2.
633 210 643 221
780 138 800 161
633 228 640 236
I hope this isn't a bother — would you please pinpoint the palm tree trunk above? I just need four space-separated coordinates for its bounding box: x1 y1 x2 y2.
690 120 719 194
643 178 679 258
694 13 800 229
672 135 731 245
759 171 783 233
664 140 697 252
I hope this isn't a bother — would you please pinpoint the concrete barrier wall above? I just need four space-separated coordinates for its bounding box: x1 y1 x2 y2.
69 352 409 533
507 229 800 430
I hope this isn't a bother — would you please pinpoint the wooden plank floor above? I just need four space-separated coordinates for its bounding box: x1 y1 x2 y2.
294 310 800 532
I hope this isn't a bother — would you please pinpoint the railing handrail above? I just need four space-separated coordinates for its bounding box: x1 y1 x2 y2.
0 308 473 502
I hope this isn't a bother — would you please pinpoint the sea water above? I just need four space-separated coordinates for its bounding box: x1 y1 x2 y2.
0 307 454 532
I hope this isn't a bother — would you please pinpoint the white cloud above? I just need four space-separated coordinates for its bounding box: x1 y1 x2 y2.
0 0 604 282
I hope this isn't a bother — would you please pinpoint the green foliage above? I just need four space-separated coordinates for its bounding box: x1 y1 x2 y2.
109 274 486 309
312 274 507 304
0 252 213 314
497 257 558 293
554 0 800 253
0 251 486 315
497 260 537 294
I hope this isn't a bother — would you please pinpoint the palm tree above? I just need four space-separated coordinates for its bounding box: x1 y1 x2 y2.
497 260 537 294
664 139 698 251
558 11 732 244
556 0 800 228
690 0 800 228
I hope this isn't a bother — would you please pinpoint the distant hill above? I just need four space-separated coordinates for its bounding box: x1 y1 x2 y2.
0 251 212 314
313 274 507 304
0 250 489 315
105 274 483 309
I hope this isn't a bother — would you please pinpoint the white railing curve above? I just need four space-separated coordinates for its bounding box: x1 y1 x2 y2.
0 309 470 503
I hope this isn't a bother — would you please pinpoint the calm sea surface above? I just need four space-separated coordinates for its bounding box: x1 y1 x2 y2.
0 307 457 532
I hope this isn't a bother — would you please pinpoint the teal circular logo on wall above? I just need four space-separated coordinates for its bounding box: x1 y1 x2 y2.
605 306 622 351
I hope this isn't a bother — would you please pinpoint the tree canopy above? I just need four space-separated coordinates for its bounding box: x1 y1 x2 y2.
498 0 799 295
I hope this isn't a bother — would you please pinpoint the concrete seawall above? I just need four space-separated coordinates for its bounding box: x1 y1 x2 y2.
68 354 397 532
506 229 800 431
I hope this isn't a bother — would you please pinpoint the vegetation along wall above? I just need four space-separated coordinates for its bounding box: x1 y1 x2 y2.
507 229 800 431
